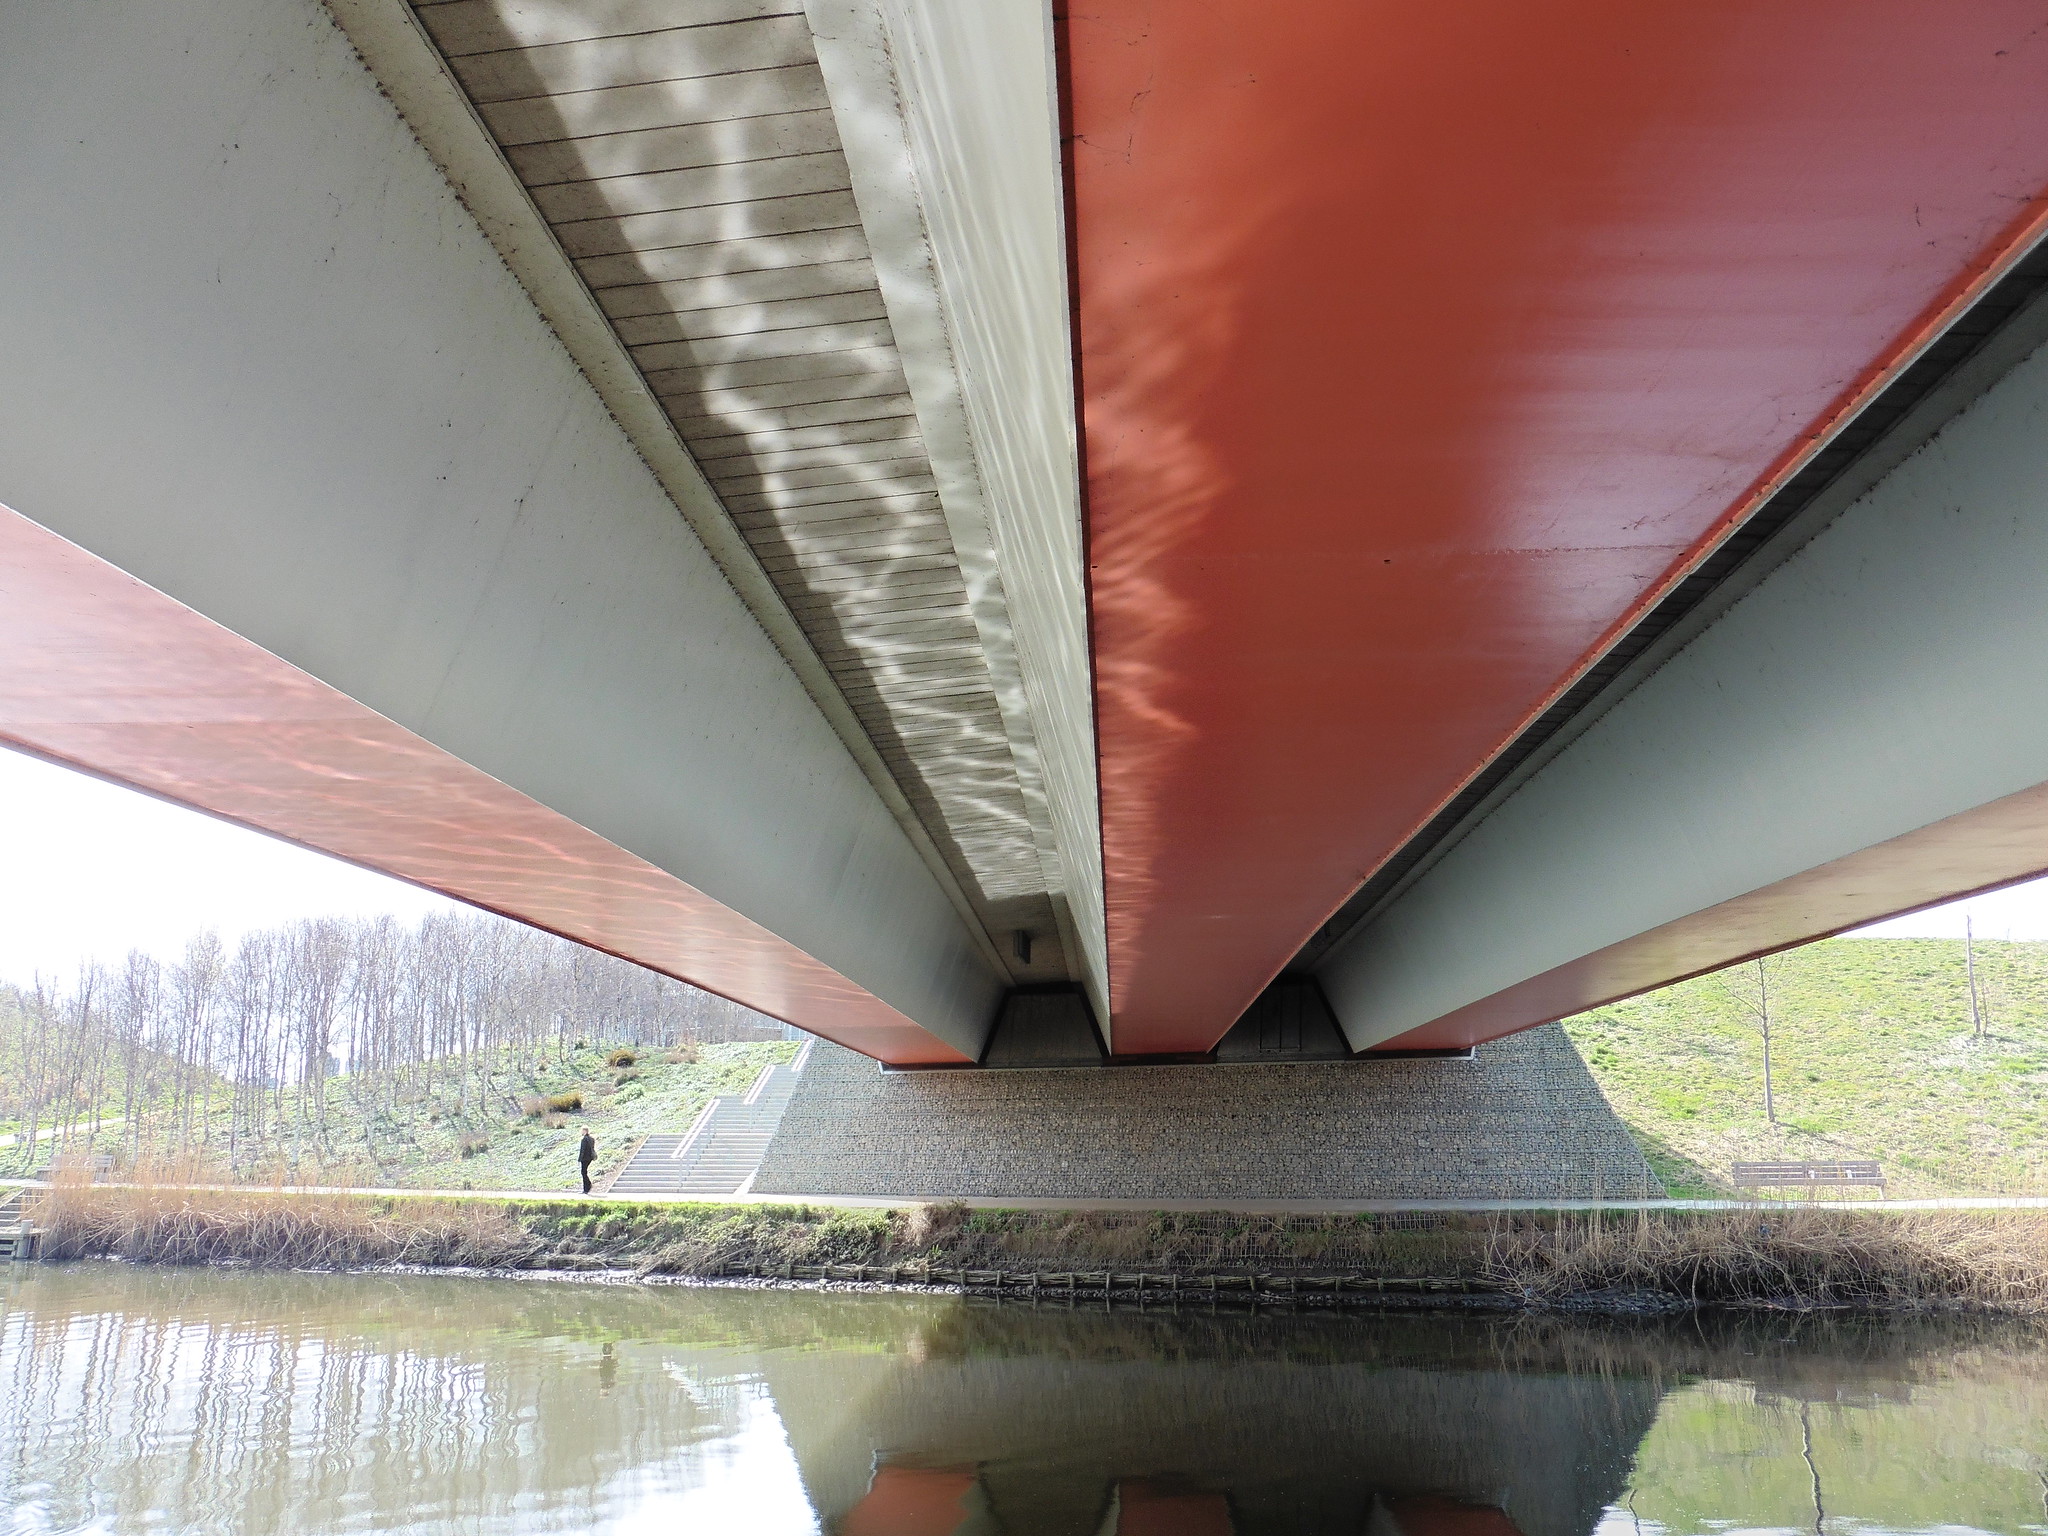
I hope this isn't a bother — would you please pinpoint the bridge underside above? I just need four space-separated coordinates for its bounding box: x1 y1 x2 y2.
5 0 2048 1081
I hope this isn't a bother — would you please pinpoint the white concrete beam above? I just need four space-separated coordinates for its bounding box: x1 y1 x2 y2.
0 0 1002 1056
326 0 1018 988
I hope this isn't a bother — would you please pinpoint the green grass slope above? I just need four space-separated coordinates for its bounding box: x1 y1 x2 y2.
26 1039 796 1193
1564 937 2048 1196
310 1040 801 1194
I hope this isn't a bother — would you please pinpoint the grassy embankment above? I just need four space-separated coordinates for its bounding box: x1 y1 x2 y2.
15 936 2046 1203
27 1180 2048 1311
1564 936 2048 1197
3 1039 795 1192
296 1039 798 1192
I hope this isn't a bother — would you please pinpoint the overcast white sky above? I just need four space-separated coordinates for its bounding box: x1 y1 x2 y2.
1847 882 2048 941
1 742 2046 988
0 745 459 986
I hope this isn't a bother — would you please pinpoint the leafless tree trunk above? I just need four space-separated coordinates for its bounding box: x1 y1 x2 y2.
1966 915 1986 1039
1716 956 1777 1124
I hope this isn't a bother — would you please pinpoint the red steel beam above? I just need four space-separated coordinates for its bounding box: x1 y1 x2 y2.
1067 0 2048 1054
0 504 970 1065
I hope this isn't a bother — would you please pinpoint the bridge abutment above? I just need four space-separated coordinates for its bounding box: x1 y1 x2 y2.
752 1024 1658 1202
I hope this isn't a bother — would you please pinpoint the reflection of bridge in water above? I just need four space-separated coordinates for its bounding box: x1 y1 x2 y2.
1 1268 1663 1534
839 1470 1539 1536
774 1305 1658 1536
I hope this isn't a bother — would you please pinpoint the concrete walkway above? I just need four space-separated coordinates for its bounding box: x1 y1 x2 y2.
7 1178 2048 1215
0 1118 122 1151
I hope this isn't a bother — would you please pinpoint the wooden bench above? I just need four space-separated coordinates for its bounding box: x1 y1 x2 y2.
28 1153 113 1181
1732 1160 1886 1195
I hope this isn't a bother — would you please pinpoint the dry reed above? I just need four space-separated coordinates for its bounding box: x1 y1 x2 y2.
1485 1207 2048 1309
21 1176 2048 1311
28 1166 538 1270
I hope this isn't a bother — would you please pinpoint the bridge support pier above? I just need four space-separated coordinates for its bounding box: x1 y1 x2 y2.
751 1025 1657 1203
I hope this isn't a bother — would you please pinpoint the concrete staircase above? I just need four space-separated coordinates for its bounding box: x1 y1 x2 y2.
604 1041 812 1198
0 1189 39 1261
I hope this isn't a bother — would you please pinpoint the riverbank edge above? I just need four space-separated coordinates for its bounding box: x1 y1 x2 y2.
15 1183 2048 1315
360 1260 1702 1315
22 1254 2012 1319
10 1177 2045 1212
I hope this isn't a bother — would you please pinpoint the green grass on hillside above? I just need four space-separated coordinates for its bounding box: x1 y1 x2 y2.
1565 937 2048 1197
335 1040 799 1193
40 1040 796 1194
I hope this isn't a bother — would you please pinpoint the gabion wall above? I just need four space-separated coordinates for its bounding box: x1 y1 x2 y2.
752 1022 1660 1202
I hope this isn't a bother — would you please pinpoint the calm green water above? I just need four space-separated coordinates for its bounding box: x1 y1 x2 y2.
3 1264 2046 1536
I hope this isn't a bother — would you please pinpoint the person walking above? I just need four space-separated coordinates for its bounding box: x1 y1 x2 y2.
577 1126 597 1194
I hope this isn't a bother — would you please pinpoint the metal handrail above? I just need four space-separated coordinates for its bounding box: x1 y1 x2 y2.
669 1098 718 1159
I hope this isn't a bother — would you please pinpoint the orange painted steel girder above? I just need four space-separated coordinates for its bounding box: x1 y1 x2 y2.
1065 0 2048 1054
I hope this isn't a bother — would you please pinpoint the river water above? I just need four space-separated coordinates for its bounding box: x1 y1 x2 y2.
2 1264 2045 1536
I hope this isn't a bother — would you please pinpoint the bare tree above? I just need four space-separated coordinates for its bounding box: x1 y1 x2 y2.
2 906 783 1177
1717 956 1778 1124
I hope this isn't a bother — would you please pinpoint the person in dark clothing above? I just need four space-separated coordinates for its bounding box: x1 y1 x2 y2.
577 1127 597 1194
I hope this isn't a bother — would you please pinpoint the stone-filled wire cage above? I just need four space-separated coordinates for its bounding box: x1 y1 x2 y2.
912 1208 1617 1278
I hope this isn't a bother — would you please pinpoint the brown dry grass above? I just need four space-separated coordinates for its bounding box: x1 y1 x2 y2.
28 1164 537 1270
21 1171 2048 1311
1485 1208 2048 1309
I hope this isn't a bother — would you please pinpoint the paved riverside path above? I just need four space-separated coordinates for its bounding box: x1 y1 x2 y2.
0 1117 123 1150
6 1177 2047 1215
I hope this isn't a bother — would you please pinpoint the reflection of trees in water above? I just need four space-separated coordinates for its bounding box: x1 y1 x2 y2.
1618 1312 2048 1536
0 1266 745 1534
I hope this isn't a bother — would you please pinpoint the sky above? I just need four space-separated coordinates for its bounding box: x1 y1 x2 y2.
2 742 2047 988
1847 882 2048 941
0 745 459 987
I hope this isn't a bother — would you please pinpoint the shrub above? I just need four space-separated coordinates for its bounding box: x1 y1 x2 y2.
518 1095 546 1119
605 1048 636 1068
667 1042 702 1065
546 1092 583 1113
613 1067 640 1083
458 1132 491 1159
902 1200 971 1251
